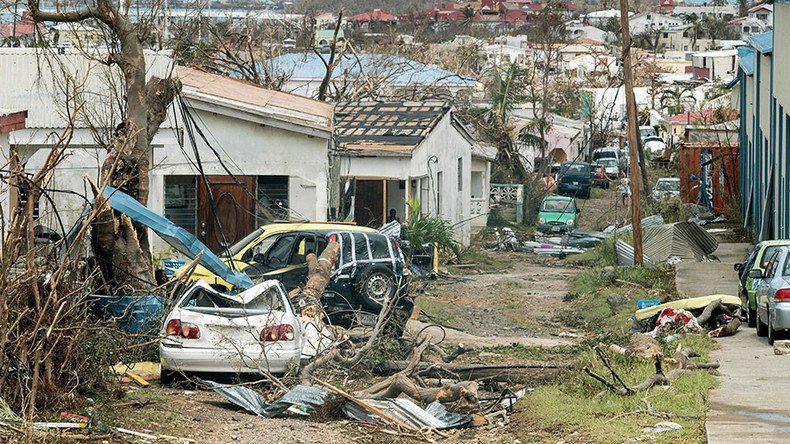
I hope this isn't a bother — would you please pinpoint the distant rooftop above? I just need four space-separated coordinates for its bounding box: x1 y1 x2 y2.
267 53 478 87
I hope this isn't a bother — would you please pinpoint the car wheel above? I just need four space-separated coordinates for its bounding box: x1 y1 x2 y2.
747 301 757 328
355 266 397 311
757 309 768 337
160 369 180 385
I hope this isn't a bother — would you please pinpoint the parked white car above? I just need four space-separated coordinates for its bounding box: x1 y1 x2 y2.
651 177 681 200
643 136 667 156
160 280 305 381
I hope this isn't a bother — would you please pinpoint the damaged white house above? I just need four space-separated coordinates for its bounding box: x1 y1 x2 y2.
0 49 491 253
0 49 333 253
333 101 494 246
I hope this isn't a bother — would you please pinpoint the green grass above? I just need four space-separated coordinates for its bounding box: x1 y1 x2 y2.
515 334 718 444
565 238 617 267
507 256 721 443
590 187 606 199
415 296 466 329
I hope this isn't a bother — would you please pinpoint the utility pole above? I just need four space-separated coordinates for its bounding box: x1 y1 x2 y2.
618 0 644 265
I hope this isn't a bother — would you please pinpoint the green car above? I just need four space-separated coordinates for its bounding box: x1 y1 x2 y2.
537 196 579 233
735 240 790 327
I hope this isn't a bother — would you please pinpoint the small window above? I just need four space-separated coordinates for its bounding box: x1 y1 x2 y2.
457 157 463 192
436 171 443 212
164 176 197 233
246 234 281 262
340 232 353 265
369 235 391 259
353 233 370 260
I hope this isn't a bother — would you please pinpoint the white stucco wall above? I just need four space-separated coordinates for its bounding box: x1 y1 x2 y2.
410 113 473 246
21 104 330 254
149 107 330 249
338 156 411 179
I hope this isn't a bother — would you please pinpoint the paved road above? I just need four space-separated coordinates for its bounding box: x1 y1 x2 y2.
676 242 790 443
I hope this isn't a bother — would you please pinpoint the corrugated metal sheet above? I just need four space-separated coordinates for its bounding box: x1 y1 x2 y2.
0 48 174 129
343 398 472 430
643 221 719 262
613 214 665 235
615 239 653 266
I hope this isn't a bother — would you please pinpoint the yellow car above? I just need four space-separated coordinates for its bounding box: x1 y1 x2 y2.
177 222 421 333
178 222 377 291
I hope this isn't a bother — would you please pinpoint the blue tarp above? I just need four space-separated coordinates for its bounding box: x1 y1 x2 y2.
64 186 254 290
88 294 164 333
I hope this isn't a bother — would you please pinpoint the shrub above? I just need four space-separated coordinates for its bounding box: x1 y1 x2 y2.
405 198 461 260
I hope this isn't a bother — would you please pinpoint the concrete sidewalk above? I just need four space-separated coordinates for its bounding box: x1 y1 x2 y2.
676 242 790 443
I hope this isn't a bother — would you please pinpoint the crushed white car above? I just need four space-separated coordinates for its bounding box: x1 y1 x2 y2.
160 280 311 380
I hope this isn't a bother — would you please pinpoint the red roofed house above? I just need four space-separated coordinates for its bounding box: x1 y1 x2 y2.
347 9 398 31
667 107 739 141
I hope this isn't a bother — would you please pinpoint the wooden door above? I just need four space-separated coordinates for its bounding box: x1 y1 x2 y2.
354 180 384 227
198 176 256 253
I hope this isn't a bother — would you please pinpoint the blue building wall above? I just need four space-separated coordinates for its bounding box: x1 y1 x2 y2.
735 7 790 240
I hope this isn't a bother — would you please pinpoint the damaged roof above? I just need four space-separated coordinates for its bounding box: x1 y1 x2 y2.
334 101 450 153
177 66 333 136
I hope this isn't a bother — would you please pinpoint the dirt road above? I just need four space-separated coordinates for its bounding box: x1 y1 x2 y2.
415 252 580 339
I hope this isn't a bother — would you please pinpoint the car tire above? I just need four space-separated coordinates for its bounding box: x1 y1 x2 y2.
354 266 397 311
747 302 757 328
160 369 180 385
757 309 768 337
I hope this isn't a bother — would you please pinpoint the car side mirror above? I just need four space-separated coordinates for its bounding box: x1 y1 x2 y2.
748 269 764 279
733 262 743 271
253 253 265 263
576 208 581 213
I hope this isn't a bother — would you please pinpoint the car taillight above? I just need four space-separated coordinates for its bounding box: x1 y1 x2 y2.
166 319 201 339
776 289 790 301
260 325 295 342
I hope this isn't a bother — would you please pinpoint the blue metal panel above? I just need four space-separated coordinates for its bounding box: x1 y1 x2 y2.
738 46 755 76
749 31 774 55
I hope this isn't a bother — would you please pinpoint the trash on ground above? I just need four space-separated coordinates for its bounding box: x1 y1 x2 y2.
633 294 742 336
641 421 682 433
113 361 161 385
343 397 472 430
773 340 790 355
201 380 331 418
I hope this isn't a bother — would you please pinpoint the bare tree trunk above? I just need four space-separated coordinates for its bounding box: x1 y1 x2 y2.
28 0 181 293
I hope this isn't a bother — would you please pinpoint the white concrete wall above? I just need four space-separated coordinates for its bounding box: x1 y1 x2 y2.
470 157 490 228
150 107 330 226
339 156 411 179
21 105 330 254
410 113 473 246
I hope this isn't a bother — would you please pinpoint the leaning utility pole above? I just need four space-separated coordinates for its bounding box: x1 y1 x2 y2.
618 0 644 265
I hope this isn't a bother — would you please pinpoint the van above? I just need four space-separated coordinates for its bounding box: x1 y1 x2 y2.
556 161 592 199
